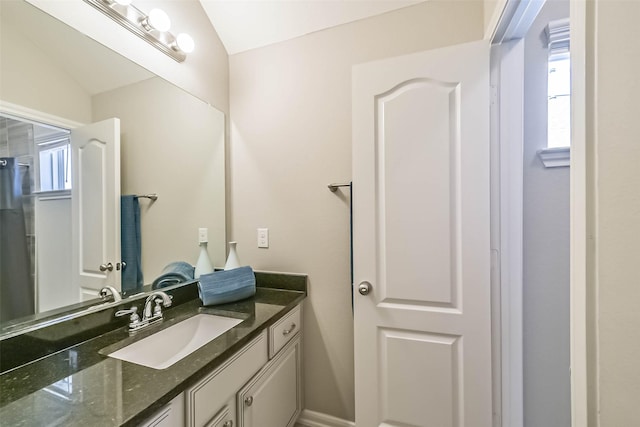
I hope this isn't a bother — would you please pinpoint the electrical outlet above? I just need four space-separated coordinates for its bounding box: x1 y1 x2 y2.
257 228 269 248
198 228 208 244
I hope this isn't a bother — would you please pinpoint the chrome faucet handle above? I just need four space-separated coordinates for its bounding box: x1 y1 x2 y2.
115 306 141 329
115 306 136 316
153 298 165 317
100 285 122 302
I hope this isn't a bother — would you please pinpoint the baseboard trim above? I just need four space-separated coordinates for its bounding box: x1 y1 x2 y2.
295 409 355 427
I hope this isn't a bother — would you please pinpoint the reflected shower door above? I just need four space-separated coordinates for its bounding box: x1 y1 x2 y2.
0 157 35 322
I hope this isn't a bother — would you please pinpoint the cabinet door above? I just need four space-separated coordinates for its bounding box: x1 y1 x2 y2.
140 393 184 427
238 338 301 427
204 401 235 427
186 331 268 427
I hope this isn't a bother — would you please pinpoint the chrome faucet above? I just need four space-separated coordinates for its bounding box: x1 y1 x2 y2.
142 291 173 323
100 286 122 302
115 291 172 333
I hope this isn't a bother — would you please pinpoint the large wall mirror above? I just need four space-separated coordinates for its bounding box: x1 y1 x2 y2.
0 0 226 330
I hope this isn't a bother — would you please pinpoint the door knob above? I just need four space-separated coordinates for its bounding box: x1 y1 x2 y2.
244 396 254 406
99 262 114 272
358 281 372 295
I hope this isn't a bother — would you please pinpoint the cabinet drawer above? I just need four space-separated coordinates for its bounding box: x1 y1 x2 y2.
269 305 301 358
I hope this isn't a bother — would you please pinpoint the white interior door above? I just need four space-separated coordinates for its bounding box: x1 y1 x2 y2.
71 118 121 300
352 40 491 427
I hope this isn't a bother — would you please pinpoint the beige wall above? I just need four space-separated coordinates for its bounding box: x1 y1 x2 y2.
229 1 484 420
586 1 640 425
0 13 92 123
93 77 226 279
25 0 229 114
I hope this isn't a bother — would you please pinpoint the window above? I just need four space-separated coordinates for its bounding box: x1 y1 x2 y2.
36 130 71 192
548 53 571 148
539 18 571 168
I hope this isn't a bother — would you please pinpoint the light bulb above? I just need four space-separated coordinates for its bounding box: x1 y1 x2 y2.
147 8 171 32
176 33 195 53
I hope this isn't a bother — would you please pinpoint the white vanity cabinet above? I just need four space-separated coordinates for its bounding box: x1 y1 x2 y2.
185 303 303 427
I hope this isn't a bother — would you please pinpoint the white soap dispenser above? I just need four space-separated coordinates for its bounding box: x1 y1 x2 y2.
194 228 214 278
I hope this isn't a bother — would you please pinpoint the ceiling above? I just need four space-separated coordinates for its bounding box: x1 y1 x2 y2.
199 0 426 55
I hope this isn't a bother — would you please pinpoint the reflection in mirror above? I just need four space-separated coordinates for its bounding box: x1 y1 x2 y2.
0 0 225 333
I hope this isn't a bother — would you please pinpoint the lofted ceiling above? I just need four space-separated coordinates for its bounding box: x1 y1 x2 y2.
199 0 427 55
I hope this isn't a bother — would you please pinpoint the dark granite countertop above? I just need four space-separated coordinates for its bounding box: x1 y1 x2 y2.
0 282 306 426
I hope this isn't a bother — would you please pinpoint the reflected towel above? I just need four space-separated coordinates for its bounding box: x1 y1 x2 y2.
152 261 194 289
198 266 255 306
121 195 143 292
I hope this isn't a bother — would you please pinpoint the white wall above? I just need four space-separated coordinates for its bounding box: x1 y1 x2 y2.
229 1 484 421
586 1 640 425
522 1 570 425
93 77 226 278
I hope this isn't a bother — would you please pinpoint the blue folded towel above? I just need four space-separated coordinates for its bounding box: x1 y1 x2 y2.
152 261 195 289
198 266 256 306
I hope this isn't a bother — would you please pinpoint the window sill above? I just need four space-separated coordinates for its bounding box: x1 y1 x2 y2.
34 189 72 200
537 146 570 168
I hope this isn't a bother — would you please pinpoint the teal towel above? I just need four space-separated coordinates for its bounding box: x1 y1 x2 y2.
198 266 256 306
152 261 194 289
121 195 143 292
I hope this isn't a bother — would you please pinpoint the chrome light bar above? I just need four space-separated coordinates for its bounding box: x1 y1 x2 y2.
82 0 187 62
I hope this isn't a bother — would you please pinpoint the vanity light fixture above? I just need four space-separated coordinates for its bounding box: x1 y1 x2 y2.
176 33 195 53
143 8 171 32
83 0 194 62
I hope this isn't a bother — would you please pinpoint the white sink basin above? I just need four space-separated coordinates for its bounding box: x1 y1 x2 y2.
108 314 243 369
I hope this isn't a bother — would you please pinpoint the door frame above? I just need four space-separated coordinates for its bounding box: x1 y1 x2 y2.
486 1 588 426
0 100 84 129
489 38 525 427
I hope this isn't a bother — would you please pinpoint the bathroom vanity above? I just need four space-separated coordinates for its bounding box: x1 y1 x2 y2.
141 305 302 427
0 273 306 427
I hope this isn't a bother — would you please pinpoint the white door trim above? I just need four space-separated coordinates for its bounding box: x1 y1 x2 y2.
490 39 525 427
485 0 509 41
0 100 84 129
488 0 588 426
568 0 588 425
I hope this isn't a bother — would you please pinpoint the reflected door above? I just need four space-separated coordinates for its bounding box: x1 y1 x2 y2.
352 40 492 426
71 118 121 300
